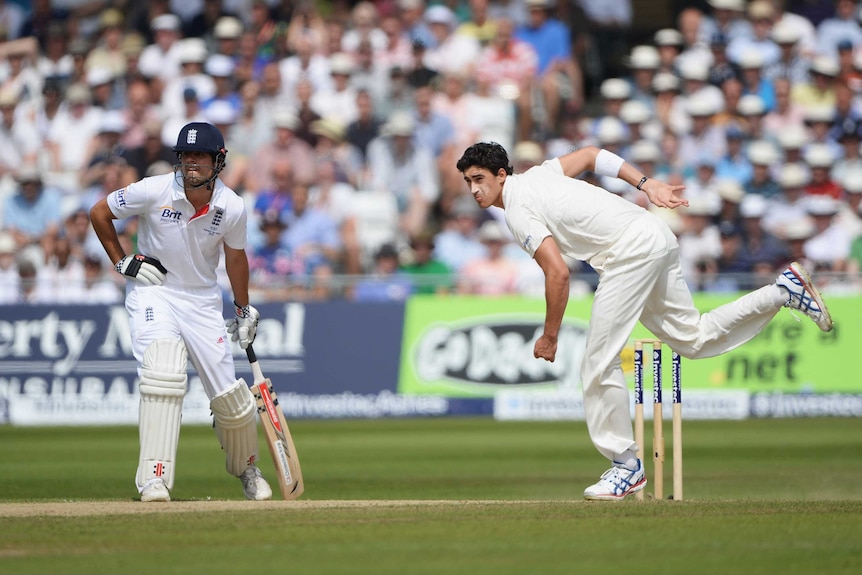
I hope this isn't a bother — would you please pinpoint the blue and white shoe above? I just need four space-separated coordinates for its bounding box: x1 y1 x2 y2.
776 262 833 332
583 460 646 501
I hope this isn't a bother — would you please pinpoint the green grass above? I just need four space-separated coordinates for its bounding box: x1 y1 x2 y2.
2 418 862 574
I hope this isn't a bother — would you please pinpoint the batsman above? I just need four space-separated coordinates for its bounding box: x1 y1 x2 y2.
90 122 273 502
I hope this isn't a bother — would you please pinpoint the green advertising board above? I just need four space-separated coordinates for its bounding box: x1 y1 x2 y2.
398 294 859 397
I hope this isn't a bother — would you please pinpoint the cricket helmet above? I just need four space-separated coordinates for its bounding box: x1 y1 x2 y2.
173 122 228 189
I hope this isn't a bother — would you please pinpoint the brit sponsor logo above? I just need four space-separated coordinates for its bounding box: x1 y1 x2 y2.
159 206 182 222
116 188 126 207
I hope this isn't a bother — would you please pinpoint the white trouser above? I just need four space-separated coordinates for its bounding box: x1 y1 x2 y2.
127 285 236 399
582 247 781 461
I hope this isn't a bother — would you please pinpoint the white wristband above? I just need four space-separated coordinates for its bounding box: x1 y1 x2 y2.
595 149 625 178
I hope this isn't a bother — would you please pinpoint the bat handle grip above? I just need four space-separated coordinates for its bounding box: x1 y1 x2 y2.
245 344 265 385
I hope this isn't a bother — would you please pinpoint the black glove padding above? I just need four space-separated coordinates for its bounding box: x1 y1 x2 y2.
115 254 168 286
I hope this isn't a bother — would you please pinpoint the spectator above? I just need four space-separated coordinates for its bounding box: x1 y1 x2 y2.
341 2 387 54
458 220 520 295
251 108 316 193
406 37 439 89
677 197 722 285
737 94 769 140
120 79 162 150
764 18 809 84
124 119 176 181
310 52 359 127
835 167 862 238
291 78 323 147
736 50 776 113
0 231 18 302
137 13 184 93
699 0 753 47
475 16 539 142
202 54 241 117
625 45 661 107
377 12 414 75
726 1 780 68
739 193 789 270
803 143 841 199
366 111 439 238
400 229 453 294
777 215 817 271
78 110 131 190
422 4 481 76
745 139 782 198
161 87 208 149
458 0 498 47
309 158 361 275
0 87 39 180
248 211 299 301
161 38 216 117
0 37 41 105
654 26 685 76
791 55 839 109
252 159 294 245
701 220 752 291
515 0 582 133
85 9 129 81
762 162 811 236
45 82 102 189
815 0 862 58
350 242 414 301
349 40 390 110
707 32 738 88
281 181 343 276
804 195 852 271
715 127 754 184
230 80 271 160
310 117 364 189
677 98 727 174
2 165 63 261
433 194 487 273
279 32 332 108
345 89 383 163
33 234 84 303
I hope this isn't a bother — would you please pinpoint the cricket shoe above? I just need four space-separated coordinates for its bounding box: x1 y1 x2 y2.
775 262 833 332
140 478 170 502
583 460 646 501
240 466 273 501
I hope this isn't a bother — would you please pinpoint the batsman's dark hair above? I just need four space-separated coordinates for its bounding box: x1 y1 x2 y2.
456 142 514 175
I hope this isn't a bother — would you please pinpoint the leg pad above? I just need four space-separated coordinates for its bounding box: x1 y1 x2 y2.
136 339 188 492
211 378 258 476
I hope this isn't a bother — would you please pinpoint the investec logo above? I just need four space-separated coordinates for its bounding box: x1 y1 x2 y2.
413 315 588 387
159 205 182 222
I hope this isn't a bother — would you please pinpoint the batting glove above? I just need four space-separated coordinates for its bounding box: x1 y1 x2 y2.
226 301 260 349
115 254 168 286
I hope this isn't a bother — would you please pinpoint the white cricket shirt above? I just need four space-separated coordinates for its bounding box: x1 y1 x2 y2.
107 173 247 289
502 159 675 271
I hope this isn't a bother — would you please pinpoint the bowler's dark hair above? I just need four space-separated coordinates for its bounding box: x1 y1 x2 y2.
457 142 513 175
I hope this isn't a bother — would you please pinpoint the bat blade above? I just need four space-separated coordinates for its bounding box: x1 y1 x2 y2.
252 379 304 500
247 345 304 500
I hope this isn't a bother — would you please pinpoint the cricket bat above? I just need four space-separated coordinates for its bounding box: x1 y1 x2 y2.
246 344 304 500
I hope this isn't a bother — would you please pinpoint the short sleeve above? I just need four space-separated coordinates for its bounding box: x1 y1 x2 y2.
106 180 149 219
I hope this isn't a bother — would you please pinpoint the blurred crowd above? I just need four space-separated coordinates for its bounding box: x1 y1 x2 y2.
1 0 862 305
